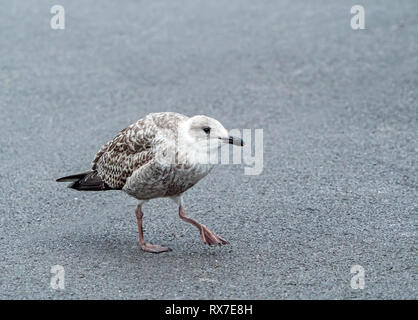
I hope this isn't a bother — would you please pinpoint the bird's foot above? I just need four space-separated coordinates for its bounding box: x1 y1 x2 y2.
200 225 228 246
140 243 171 254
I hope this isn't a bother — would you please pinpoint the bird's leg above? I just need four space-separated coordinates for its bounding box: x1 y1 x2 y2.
178 205 228 246
135 204 171 253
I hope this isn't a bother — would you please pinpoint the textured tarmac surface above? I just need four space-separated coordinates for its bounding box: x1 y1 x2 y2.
0 1 417 299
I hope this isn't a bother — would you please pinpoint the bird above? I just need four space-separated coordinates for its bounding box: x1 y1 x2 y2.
57 112 244 253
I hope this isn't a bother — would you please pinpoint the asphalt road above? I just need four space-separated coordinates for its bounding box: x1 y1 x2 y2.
0 0 417 299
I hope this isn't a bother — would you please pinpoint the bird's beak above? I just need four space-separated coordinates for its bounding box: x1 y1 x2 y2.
220 136 244 147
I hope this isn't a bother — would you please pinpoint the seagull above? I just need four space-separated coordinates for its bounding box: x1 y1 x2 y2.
57 112 244 253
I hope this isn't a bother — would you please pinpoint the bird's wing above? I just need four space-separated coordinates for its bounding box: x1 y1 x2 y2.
92 112 187 189
92 118 157 189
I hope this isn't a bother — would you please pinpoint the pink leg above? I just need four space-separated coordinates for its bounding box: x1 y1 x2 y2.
135 204 171 253
179 206 228 246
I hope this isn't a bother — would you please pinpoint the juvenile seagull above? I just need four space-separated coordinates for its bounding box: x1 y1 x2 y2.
57 112 244 253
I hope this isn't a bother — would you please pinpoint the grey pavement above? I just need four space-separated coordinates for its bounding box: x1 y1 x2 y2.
0 0 417 299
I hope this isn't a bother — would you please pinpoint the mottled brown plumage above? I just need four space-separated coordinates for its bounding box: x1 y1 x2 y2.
92 112 186 191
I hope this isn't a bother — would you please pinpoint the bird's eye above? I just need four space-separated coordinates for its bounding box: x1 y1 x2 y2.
202 126 211 134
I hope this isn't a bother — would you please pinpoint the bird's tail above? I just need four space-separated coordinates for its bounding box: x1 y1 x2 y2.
56 171 112 191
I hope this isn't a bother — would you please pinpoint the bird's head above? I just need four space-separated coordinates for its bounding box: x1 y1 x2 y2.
180 115 244 153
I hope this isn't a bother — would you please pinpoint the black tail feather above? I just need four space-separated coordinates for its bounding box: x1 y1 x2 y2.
56 171 113 191
56 172 91 182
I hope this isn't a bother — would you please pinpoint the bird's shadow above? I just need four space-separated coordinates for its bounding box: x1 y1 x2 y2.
50 231 233 267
